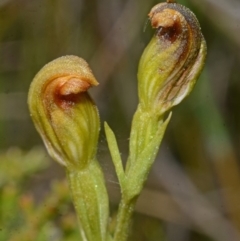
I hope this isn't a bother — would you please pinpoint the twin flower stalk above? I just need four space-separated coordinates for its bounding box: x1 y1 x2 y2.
28 1 207 241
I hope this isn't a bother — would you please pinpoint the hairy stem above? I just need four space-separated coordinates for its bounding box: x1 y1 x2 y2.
113 198 136 241
67 160 109 241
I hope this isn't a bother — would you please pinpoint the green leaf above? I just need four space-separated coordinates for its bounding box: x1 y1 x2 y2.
104 122 125 189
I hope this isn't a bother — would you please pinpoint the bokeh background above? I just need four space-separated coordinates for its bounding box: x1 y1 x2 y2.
1 0 240 240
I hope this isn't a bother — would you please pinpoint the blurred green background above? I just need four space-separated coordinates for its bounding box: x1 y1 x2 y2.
1 0 240 240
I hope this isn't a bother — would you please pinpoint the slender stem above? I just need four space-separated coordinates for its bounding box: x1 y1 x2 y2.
113 198 136 241
67 160 109 241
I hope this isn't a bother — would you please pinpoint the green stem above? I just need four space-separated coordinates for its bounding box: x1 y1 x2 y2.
113 198 136 241
126 105 159 173
67 159 109 241
112 107 171 241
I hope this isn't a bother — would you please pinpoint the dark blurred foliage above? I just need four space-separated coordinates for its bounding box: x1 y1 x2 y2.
1 0 240 240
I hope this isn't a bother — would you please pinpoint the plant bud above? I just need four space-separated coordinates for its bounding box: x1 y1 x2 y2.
28 56 100 169
138 2 207 115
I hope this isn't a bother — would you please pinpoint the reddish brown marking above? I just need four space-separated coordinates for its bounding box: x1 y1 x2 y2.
156 20 182 43
55 92 82 110
55 83 89 110
42 75 92 112
150 9 182 43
